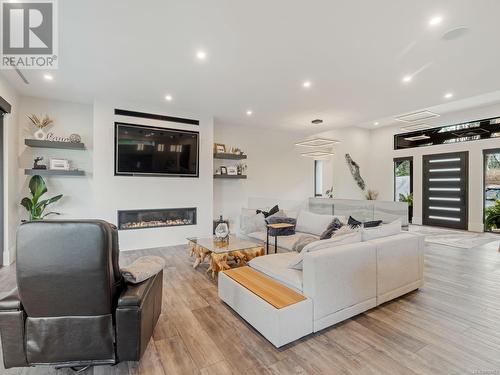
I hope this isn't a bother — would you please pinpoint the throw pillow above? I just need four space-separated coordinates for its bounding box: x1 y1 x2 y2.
362 219 402 241
319 217 343 240
121 256 166 284
347 216 362 228
363 220 383 228
292 234 318 252
288 231 362 270
295 210 334 236
334 225 360 236
241 212 266 234
256 204 279 218
266 216 296 236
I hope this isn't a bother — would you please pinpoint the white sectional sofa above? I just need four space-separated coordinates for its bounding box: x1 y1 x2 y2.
219 230 425 347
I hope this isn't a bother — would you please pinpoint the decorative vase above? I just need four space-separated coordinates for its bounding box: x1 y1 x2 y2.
215 222 229 241
34 128 46 140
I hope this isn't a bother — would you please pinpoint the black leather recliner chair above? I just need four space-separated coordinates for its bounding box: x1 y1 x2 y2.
0 220 163 370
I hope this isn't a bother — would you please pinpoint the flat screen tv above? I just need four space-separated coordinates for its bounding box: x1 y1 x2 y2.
115 122 199 177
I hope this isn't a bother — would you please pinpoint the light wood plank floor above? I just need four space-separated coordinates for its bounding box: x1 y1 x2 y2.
1 236 499 374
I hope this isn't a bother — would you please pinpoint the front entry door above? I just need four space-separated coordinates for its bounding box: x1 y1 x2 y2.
422 151 468 230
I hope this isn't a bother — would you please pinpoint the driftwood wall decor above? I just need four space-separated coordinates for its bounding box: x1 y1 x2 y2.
345 153 366 191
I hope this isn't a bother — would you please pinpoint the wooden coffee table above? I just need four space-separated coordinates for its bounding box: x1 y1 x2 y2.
188 236 265 278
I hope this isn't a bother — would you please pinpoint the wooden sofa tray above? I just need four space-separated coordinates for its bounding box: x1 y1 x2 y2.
222 266 306 309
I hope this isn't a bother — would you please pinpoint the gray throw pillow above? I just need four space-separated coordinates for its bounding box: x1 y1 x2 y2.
320 218 343 240
292 234 318 252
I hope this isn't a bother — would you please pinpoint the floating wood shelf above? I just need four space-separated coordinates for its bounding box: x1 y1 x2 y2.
25 139 86 150
213 153 247 160
213 174 247 179
24 169 86 176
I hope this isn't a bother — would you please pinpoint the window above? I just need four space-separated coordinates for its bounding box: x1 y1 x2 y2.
314 160 323 197
394 116 500 150
483 149 500 232
394 157 413 223
394 157 413 201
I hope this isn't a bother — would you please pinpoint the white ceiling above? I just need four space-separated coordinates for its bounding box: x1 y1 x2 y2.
3 0 500 133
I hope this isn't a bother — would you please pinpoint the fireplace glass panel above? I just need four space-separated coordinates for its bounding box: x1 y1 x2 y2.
118 207 197 230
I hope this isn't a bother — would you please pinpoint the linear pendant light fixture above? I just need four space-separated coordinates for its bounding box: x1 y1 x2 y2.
295 138 340 147
301 150 335 158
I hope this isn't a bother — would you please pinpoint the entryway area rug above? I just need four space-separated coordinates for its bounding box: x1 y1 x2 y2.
410 225 499 249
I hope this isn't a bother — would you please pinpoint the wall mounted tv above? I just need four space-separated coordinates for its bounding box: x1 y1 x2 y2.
115 123 199 177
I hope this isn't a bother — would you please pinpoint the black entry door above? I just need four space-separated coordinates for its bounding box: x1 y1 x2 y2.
422 151 468 230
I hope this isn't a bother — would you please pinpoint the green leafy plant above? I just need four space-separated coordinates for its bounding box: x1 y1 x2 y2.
399 192 413 207
20 175 63 220
485 199 500 230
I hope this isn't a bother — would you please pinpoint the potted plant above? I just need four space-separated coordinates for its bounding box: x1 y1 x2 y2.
485 199 500 232
20 175 63 221
399 193 413 224
325 186 334 199
365 189 379 200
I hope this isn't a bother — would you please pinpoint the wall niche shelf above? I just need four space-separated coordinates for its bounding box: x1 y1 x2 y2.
213 174 247 179
24 169 86 177
213 153 247 160
25 139 86 150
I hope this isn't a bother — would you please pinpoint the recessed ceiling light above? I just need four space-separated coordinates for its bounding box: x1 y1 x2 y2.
302 81 312 88
444 92 453 99
246 110 253 116
374 122 379 126
43 74 53 81
165 94 173 101
429 15 443 26
196 50 207 61
402 75 412 83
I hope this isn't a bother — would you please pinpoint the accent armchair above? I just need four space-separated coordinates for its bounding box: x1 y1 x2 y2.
0 220 163 370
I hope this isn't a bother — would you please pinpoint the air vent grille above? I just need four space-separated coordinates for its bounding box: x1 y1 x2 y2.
395 110 440 123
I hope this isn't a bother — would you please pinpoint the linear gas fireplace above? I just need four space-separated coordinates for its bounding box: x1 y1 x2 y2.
118 207 197 230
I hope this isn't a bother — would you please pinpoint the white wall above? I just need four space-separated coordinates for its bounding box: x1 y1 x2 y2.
15 96 213 252
213 123 313 230
0 75 19 265
312 127 372 200
18 97 94 221
367 102 500 232
93 100 214 250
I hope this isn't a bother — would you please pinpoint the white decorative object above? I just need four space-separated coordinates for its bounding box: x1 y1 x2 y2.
46 132 70 143
27 114 53 140
34 128 46 140
227 166 238 175
215 222 229 241
69 133 81 143
50 158 70 170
